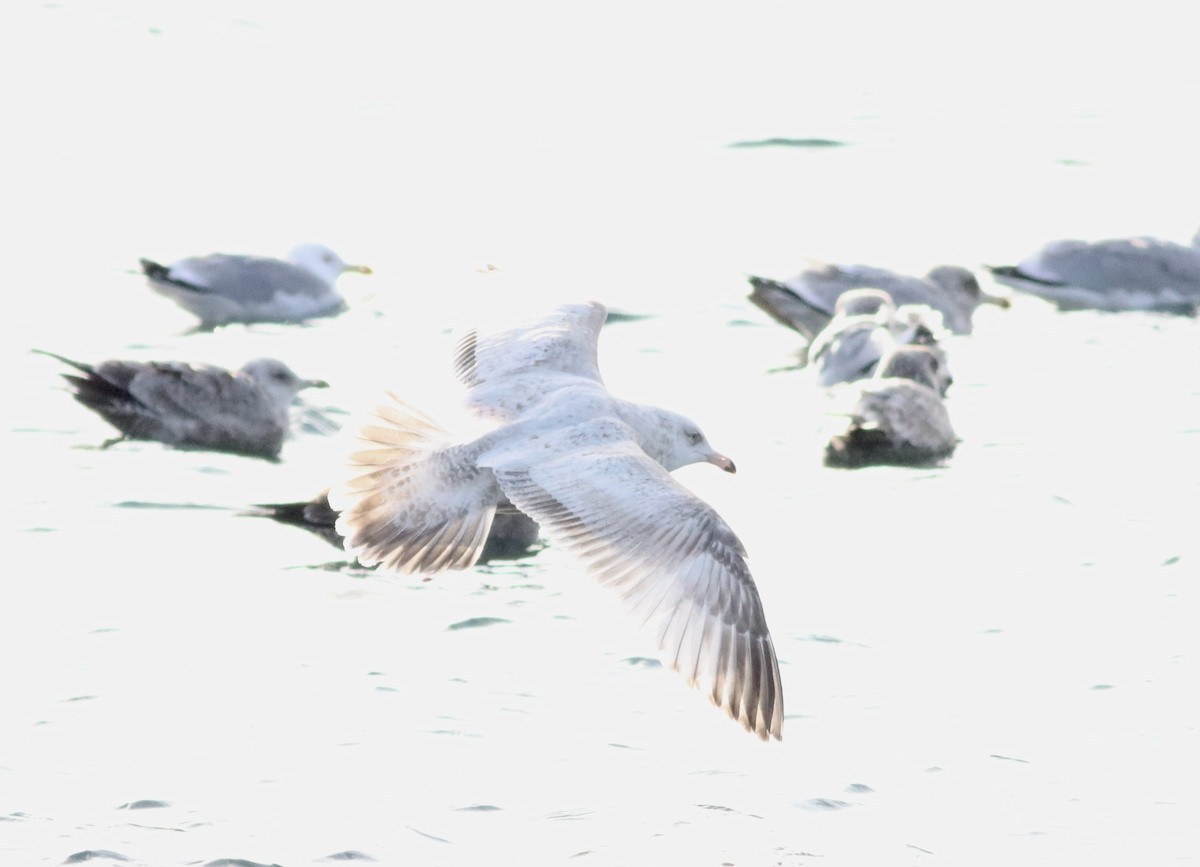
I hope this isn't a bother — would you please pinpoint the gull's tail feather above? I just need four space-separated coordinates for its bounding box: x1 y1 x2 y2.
139 258 172 281
746 275 825 343
34 349 143 420
32 348 94 376
330 393 498 574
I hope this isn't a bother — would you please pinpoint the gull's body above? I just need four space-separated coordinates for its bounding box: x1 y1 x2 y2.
807 289 951 392
825 345 957 469
140 243 371 328
750 261 1008 341
806 289 897 386
330 302 783 740
37 351 326 460
986 235 1200 313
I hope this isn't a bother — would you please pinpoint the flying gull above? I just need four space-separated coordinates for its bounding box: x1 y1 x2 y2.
37 351 327 460
329 302 784 740
140 243 372 328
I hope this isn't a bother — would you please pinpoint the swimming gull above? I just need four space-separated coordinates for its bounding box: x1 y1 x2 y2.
749 261 1009 340
36 351 327 460
329 301 784 740
872 344 953 396
140 243 372 328
807 289 951 392
246 489 541 562
824 345 957 469
986 234 1200 313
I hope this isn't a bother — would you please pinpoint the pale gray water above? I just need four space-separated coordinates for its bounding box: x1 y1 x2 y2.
3 3 1199 866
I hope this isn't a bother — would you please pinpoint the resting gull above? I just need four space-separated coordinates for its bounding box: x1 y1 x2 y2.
824 345 957 469
985 234 1200 313
329 302 784 740
140 243 372 328
807 289 950 392
246 489 541 562
749 261 1009 340
36 351 327 460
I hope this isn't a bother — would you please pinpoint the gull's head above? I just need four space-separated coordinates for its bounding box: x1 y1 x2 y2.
927 264 1010 309
875 345 952 395
653 409 736 474
240 357 329 403
289 243 373 284
891 303 946 343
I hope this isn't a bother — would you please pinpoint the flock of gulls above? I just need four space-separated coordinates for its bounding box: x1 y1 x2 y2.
35 228 1200 740
754 281 964 468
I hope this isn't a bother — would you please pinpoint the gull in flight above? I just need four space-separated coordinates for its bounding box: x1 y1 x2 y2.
330 302 784 740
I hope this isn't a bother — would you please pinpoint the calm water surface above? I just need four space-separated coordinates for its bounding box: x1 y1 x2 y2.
3 3 1198 865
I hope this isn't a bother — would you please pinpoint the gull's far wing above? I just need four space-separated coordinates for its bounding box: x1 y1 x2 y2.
453 302 608 421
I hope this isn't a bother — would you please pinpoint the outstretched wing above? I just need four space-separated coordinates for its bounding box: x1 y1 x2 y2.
453 302 608 421
482 419 784 741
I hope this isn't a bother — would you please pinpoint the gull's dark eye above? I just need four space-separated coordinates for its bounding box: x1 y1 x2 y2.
687 431 702 445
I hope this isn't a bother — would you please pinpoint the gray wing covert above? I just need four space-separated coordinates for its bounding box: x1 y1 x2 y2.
127 364 285 456
170 255 329 302
1061 239 1200 291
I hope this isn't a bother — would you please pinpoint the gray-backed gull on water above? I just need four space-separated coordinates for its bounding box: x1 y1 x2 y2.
37 351 326 460
140 243 371 327
824 345 957 469
749 260 1008 340
247 489 541 562
986 233 1200 313
807 288 951 392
